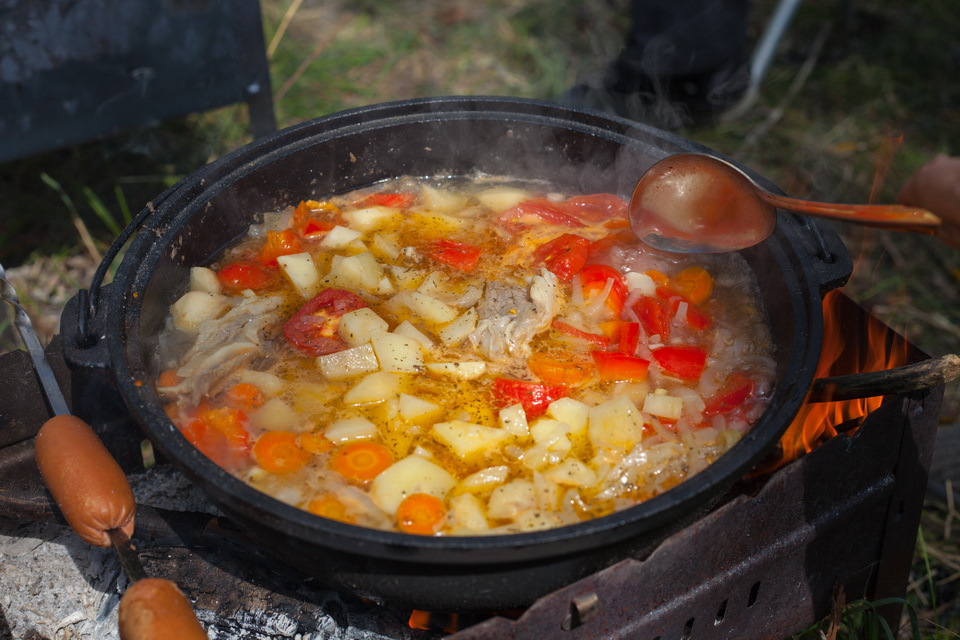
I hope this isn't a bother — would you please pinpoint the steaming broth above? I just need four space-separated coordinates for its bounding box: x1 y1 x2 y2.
155 176 775 536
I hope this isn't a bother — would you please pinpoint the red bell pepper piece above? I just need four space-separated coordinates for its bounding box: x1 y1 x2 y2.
533 234 591 282
259 229 302 267
498 199 586 234
491 378 568 418
653 345 708 381
426 239 483 272
704 373 754 415
578 264 627 315
561 193 628 221
359 192 416 208
618 321 641 354
591 351 650 382
217 261 276 293
283 288 368 356
634 296 672 340
551 320 611 346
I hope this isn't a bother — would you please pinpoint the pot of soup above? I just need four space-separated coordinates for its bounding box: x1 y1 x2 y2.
60 97 852 611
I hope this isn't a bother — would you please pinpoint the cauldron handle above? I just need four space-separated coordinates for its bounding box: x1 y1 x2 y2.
74 186 178 348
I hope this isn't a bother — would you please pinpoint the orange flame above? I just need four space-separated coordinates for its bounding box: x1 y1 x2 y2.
409 610 460 633
766 290 910 471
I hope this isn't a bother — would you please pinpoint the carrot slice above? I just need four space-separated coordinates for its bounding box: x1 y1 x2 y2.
253 431 311 474
330 441 393 483
396 493 446 535
225 382 264 410
306 495 354 523
671 266 714 305
298 432 335 454
158 369 183 388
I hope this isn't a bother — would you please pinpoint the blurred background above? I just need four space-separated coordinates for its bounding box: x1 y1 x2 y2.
1 0 958 636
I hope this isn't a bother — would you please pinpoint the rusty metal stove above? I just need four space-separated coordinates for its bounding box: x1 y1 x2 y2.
0 293 941 639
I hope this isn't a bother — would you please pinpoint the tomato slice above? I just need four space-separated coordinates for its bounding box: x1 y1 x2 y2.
533 234 591 282
704 373 754 415
359 192 416 208
591 351 650 382
492 378 568 418
562 193 628 221
217 261 276 293
498 199 586 234
551 320 611 346
259 229 302 267
653 345 708 381
578 264 627 315
634 296 672 340
426 239 483 272
528 352 595 387
283 288 368 356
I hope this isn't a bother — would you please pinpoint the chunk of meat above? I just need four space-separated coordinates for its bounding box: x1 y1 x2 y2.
167 295 284 404
468 268 559 364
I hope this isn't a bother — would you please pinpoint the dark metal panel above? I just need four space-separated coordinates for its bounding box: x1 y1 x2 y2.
0 0 276 161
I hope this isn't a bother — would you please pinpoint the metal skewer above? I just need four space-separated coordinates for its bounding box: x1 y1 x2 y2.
0 262 70 417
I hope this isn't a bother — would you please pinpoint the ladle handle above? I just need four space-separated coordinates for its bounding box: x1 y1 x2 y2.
760 191 941 235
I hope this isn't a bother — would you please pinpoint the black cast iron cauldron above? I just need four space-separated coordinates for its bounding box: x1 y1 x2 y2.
60 97 852 611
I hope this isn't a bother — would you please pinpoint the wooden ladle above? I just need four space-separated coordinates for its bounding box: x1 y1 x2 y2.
629 153 942 253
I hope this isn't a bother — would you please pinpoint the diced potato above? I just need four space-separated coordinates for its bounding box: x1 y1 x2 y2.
530 419 572 446
388 266 426 290
546 398 589 436
475 186 531 213
487 479 536 520
643 389 684 421
391 291 458 324
512 510 566 532
449 493 489 532
416 271 446 296
375 276 395 296
324 416 378 443
392 320 434 350
251 397 302 432
343 205 400 232
324 252 384 292
397 393 442 422
189 266 220 294
588 395 644 451
458 465 510 492
542 459 597 487
371 331 424 372
432 420 510 459
369 232 401 261
316 343 380 380
420 184 468 213
338 308 389 347
498 403 529 436
425 362 488 380
342 371 402 405
234 370 285 396
370 455 456 516
437 308 477 347
277 252 321 299
318 225 363 250
408 210 466 236
171 291 230 332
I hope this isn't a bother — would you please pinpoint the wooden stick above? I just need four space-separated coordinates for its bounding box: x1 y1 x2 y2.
808 354 960 403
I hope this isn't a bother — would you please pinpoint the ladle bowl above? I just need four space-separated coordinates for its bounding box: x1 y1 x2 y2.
629 153 942 253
